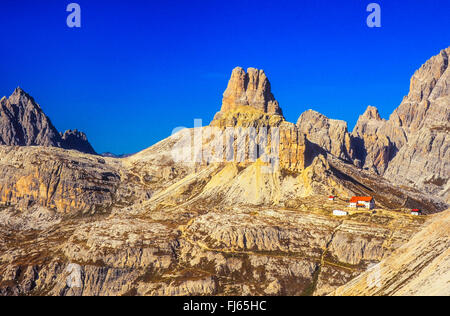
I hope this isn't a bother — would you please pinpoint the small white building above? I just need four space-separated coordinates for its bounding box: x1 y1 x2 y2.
411 209 422 216
328 196 336 201
333 210 348 216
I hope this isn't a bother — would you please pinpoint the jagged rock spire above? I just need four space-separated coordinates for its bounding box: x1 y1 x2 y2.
360 106 382 121
221 67 283 116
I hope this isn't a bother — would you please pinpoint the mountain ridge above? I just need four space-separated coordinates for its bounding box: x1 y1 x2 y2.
208 46 449 205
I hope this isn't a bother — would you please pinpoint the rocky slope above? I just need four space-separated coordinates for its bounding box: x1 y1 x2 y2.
332 209 450 296
0 88 97 155
0 144 429 296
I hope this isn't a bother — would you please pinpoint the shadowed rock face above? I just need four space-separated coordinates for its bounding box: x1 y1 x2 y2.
61 129 96 155
0 88 97 155
351 106 406 175
296 110 353 162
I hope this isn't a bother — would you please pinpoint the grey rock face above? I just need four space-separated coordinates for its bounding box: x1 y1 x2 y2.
0 87 96 155
0 87 62 147
390 47 449 131
384 127 449 202
351 106 406 175
383 48 449 202
297 110 353 161
351 47 450 202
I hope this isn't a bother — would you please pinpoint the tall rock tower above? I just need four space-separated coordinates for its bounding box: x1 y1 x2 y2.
220 67 283 116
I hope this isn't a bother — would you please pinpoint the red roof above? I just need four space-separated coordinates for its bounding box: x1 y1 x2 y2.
350 196 373 203
412 209 420 212
329 196 335 198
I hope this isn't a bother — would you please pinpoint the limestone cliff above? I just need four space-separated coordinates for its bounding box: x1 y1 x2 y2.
384 48 449 202
390 47 449 132
211 67 309 172
0 147 121 215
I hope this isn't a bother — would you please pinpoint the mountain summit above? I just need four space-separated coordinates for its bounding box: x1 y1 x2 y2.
221 67 283 116
0 87 62 147
0 87 96 155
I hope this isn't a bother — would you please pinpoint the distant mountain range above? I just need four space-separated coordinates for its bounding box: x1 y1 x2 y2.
101 152 135 158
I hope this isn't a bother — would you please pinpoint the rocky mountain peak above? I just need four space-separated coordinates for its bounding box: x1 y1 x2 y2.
297 110 353 161
361 106 382 121
350 47 449 201
12 86 25 95
389 46 449 130
407 47 448 103
9 86 37 107
296 109 327 124
0 87 97 155
221 67 283 116
61 129 97 155
0 87 61 147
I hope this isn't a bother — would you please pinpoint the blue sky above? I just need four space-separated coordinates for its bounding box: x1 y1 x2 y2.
0 0 449 154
